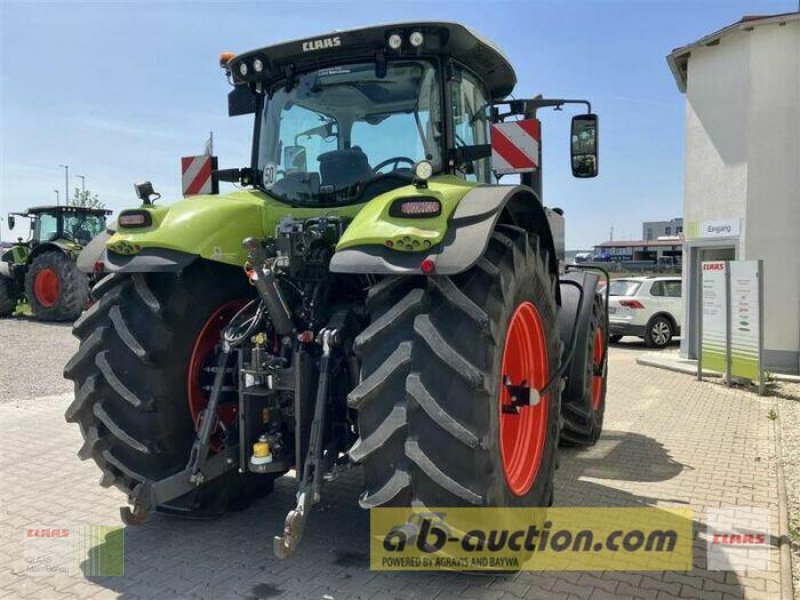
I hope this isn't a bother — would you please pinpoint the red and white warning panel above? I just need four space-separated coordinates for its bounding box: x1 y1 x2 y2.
490 119 541 175
181 155 218 197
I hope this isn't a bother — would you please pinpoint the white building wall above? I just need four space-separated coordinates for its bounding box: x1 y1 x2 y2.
743 21 800 358
681 19 800 372
683 31 749 235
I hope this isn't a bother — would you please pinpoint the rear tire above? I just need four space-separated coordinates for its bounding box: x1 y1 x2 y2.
64 262 275 514
609 334 622 343
0 276 16 317
350 227 560 508
25 251 89 321
560 295 607 446
645 315 673 348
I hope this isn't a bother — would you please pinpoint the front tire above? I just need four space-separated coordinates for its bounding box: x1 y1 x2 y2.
25 251 89 321
560 295 607 446
350 227 560 508
64 262 274 514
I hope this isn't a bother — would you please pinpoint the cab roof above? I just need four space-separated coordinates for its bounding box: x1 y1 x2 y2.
230 22 517 100
23 206 111 216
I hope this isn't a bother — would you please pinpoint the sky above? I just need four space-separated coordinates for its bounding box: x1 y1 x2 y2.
0 0 796 248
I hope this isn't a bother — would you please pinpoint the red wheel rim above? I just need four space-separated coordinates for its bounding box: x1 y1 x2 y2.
591 327 605 411
33 268 60 307
187 299 245 451
499 302 549 496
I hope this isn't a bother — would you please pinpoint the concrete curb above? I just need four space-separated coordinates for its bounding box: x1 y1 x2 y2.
773 400 795 600
635 356 722 378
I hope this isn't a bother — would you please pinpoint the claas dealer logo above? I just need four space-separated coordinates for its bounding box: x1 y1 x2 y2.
302 36 342 52
26 528 70 538
703 262 725 271
371 507 693 571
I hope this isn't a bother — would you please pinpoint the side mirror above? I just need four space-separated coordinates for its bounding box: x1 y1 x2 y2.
571 114 599 178
284 146 307 174
7 215 14 230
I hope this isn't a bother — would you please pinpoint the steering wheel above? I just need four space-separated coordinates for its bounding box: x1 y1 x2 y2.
373 156 415 174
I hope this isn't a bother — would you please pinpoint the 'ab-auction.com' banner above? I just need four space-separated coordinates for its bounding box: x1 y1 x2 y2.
371 507 693 571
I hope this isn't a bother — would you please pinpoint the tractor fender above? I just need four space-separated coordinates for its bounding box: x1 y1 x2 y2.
330 185 559 276
76 226 114 273
557 270 601 384
28 241 78 262
77 225 197 274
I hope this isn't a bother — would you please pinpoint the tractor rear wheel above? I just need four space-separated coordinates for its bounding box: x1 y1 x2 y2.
559 295 607 446
350 226 560 508
0 277 16 317
64 262 275 515
25 251 89 321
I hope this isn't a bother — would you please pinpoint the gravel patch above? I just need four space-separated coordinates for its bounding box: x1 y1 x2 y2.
0 317 77 402
775 381 800 598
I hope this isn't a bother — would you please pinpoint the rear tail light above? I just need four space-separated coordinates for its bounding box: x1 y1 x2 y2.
389 197 442 218
118 210 152 228
619 300 645 309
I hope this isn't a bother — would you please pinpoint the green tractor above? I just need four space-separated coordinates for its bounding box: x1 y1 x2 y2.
66 22 608 558
0 205 111 320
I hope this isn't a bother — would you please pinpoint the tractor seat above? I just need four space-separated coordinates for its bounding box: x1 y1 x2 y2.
317 147 372 189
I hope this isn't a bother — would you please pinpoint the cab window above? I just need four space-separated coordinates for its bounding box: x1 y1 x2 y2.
34 214 58 243
451 66 491 183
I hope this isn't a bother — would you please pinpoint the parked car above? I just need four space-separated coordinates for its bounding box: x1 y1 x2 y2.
574 251 592 263
607 276 682 347
592 251 612 262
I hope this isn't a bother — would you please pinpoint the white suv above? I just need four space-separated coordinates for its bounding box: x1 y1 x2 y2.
607 277 682 347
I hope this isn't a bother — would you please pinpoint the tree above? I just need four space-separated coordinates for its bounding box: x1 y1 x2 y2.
70 187 105 209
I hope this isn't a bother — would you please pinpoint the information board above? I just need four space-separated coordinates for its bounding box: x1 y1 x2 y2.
729 261 762 381
700 261 728 374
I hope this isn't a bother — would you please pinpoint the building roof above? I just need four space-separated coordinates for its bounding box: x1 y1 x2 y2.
595 239 683 248
666 12 800 92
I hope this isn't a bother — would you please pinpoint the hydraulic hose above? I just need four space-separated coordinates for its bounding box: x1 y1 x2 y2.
252 265 295 336
242 237 295 336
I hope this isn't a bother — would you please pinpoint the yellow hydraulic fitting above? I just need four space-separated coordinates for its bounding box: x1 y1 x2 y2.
252 440 270 458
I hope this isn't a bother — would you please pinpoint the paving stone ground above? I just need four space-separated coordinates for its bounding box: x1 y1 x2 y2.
0 322 789 599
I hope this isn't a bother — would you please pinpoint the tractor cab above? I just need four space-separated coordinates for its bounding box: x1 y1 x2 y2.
8 206 110 248
218 22 598 209
221 23 520 205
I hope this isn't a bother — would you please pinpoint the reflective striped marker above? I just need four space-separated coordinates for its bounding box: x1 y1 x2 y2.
181 155 215 197
490 119 541 175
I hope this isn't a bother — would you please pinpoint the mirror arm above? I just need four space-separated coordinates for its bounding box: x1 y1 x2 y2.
492 97 592 122
214 167 255 187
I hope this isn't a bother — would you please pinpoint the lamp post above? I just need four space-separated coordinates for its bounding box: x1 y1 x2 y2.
76 175 86 203
58 164 69 205
54 190 60 205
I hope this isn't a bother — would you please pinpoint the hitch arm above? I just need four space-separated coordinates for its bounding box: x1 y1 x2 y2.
274 316 348 559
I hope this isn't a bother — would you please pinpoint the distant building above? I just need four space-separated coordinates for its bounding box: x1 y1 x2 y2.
643 218 683 241
593 239 683 262
667 11 800 374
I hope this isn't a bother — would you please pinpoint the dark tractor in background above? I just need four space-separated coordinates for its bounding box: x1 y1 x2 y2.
0 206 111 320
